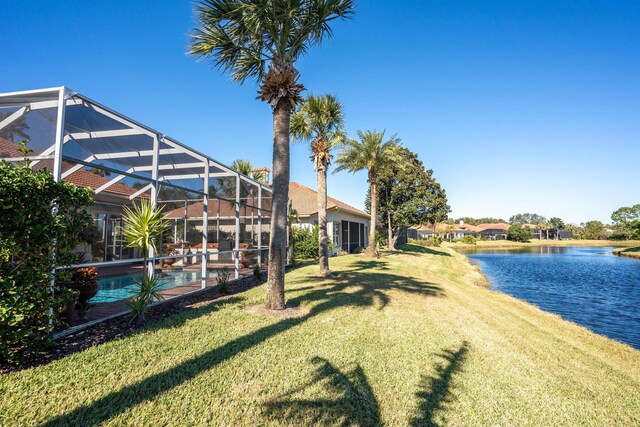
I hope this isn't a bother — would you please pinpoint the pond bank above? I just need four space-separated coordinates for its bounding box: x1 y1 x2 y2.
614 246 640 260
444 239 640 250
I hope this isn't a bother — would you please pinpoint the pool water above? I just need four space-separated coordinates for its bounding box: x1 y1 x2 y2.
462 246 640 349
94 270 205 303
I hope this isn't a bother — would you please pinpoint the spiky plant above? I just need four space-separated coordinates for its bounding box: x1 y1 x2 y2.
121 199 169 320
334 130 402 258
291 94 345 276
189 0 354 310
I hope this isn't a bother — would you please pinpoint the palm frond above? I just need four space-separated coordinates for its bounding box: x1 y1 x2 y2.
189 0 355 85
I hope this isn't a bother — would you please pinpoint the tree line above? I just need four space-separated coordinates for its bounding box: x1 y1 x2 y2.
449 204 640 241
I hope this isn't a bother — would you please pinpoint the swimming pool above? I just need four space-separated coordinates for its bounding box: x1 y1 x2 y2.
94 270 206 303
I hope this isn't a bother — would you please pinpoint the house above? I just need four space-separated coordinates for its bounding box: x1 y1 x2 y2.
289 182 370 254
476 223 511 240
408 221 480 240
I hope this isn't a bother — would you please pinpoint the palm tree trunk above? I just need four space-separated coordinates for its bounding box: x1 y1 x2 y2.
365 182 378 257
317 167 330 276
266 103 290 310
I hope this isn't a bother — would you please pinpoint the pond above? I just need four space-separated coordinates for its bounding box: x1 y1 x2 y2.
461 246 640 349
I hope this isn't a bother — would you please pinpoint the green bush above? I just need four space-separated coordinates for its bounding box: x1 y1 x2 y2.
507 224 532 242
0 152 93 365
460 235 477 245
292 225 319 261
408 236 442 247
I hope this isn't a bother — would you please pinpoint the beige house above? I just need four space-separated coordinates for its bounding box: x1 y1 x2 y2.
289 182 370 254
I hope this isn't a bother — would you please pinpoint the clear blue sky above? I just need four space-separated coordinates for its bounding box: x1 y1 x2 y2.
2 0 638 224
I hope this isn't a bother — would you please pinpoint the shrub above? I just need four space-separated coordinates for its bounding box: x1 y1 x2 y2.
409 236 442 247
292 225 319 261
217 267 231 294
460 235 477 245
127 275 163 322
507 224 532 242
253 265 263 281
0 150 93 365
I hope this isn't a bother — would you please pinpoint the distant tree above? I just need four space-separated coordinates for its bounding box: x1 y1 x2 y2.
631 220 640 239
232 159 267 184
611 205 640 240
549 217 565 230
456 217 479 226
581 220 607 240
444 224 456 242
335 130 402 257
509 213 546 225
507 224 533 242
538 221 552 240
475 217 507 224
376 148 449 250
0 113 29 142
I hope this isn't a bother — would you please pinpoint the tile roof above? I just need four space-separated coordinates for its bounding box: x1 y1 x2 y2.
476 223 511 231
289 181 369 218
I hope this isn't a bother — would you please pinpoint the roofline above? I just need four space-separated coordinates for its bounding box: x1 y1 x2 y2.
0 86 273 194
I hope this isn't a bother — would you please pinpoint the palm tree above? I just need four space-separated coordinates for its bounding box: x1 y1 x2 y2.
189 0 354 310
232 159 267 184
334 130 401 258
290 94 345 276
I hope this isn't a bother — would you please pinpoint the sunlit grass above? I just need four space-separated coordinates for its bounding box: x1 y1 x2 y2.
1 245 639 425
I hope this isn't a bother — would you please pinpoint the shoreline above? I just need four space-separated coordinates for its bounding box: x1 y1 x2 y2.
443 239 640 250
453 245 639 350
613 247 640 260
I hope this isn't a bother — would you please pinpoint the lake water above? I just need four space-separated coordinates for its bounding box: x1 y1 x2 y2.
462 246 640 349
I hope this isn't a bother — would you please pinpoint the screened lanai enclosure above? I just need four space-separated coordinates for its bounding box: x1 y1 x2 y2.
0 87 272 324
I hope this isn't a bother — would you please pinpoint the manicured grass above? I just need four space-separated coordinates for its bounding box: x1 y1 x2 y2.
444 239 640 249
1 246 639 425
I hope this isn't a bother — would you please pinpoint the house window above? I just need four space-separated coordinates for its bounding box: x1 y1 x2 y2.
333 221 340 247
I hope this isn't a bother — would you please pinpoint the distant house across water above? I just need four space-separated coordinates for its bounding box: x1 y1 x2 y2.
408 220 573 241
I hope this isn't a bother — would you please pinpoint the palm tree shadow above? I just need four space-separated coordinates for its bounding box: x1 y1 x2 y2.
398 244 452 257
42 268 443 426
410 341 469 427
265 356 382 426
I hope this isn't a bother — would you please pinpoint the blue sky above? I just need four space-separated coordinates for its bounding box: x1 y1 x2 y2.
2 0 638 224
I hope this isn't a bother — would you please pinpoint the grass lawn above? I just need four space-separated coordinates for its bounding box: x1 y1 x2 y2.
444 239 640 250
1 245 639 426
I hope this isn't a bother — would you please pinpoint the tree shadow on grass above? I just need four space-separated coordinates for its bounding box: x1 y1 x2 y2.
264 357 382 426
410 341 469 427
398 244 452 257
42 267 443 426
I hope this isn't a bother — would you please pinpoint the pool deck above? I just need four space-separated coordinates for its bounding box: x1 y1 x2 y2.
66 265 254 329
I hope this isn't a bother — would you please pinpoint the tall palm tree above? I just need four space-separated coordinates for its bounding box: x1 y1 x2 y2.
189 0 354 310
334 130 401 258
290 94 345 276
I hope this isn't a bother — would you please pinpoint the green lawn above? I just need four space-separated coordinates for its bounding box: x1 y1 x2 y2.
1 245 639 426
